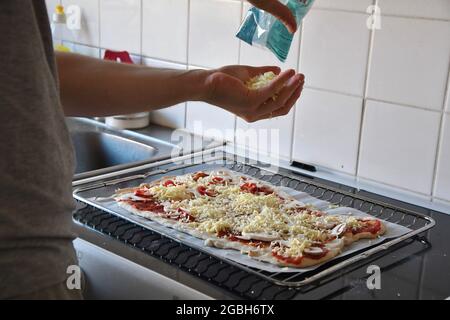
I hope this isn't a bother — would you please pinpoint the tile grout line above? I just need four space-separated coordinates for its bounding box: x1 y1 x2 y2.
303 82 445 113
357 174 433 199
313 6 450 22
430 64 450 200
289 19 305 163
361 98 444 114
184 0 191 129
355 0 378 178
303 85 363 99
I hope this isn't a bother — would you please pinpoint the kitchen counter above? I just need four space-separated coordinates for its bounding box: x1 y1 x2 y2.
72 121 450 300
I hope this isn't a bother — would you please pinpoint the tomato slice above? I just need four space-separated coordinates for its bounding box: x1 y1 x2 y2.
177 208 195 222
163 180 175 187
240 183 273 195
197 186 216 197
211 176 224 184
193 172 209 181
258 186 273 195
357 219 381 235
240 182 258 194
134 189 153 199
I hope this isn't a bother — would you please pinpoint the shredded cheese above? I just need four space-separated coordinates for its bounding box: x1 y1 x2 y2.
119 171 375 258
246 72 276 90
284 239 312 257
148 185 192 201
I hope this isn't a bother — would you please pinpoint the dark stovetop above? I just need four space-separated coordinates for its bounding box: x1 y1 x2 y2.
73 168 450 300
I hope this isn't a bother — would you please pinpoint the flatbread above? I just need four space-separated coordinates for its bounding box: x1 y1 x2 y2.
114 170 386 268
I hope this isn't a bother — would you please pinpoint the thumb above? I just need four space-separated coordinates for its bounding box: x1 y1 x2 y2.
256 0 298 33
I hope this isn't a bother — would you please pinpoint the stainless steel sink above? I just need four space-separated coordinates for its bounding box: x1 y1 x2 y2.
66 117 181 181
71 131 157 174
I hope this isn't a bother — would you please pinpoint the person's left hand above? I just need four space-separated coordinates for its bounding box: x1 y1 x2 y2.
203 65 304 123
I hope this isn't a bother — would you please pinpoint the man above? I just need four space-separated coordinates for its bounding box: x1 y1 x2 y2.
0 0 304 299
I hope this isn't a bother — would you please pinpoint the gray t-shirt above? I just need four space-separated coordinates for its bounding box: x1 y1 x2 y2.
0 0 77 298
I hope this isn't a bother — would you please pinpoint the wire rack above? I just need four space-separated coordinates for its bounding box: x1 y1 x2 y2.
72 153 435 293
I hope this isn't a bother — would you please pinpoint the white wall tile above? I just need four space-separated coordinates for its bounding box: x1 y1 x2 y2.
368 16 450 110
359 100 441 194
62 0 99 47
186 102 236 141
300 10 371 96
189 0 242 68
50 0 450 204
239 3 300 70
100 0 141 54
293 89 363 174
142 58 187 129
142 0 188 63
314 0 374 12
236 110 295 160
434 114 450 201
378 0 450 20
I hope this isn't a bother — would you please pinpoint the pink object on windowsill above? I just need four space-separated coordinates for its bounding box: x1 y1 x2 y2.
103 50 134 64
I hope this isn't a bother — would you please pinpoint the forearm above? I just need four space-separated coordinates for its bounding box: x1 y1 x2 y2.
56 52 210 117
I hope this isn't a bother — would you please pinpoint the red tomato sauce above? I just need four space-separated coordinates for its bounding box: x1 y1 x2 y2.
272 251 303 265
127 199 165 213
351 219 381 235
216 230 270 248
134 189 154 199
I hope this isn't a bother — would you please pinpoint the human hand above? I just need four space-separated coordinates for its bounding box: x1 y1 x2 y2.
247 0 297 33
203 65 304 123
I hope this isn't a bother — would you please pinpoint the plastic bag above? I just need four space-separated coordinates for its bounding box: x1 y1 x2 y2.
236 0 315 62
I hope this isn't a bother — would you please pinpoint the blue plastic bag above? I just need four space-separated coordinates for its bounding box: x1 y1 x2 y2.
237 0 315 62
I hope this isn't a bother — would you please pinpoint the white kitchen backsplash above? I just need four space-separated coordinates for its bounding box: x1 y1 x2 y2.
47 0 450 205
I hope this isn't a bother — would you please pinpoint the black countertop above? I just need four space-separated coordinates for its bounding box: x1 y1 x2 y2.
73 163 450 300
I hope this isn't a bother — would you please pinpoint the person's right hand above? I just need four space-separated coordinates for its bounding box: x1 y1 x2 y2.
247 0 297 33
203 65 304 123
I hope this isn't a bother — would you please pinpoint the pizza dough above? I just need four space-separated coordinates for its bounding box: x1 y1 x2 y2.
114 170 386 268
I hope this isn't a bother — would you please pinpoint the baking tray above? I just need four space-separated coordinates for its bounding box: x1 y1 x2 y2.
72 152 435 287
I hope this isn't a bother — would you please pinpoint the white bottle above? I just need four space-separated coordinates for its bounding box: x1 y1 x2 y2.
51 5 66 42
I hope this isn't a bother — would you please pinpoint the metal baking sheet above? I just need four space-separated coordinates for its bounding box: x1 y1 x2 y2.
83 179 412 274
